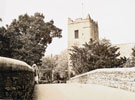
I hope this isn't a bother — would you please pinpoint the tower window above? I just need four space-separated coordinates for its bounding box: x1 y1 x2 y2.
74 30 79 39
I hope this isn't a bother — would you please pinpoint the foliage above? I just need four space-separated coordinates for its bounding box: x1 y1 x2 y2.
0 13 62 65
41 55 58 70
40 50 68 83
40 55 58 83
124 57 135 67
54 50 68 82
124 47 135 67
132 47 135 57
70 39 127 75
0 27 10 57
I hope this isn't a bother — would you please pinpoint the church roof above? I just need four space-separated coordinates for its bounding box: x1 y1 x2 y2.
114 43 135 58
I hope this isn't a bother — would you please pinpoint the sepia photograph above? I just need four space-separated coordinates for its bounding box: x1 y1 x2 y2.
0 0 135 100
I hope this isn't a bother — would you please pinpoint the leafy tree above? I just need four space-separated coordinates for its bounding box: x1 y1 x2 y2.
70 39 127 75
0 13 62 65
0 25 10 57
0 19 9 56
54 50 68 82
41 55 58 70
40 55 58 82
41 50 68 83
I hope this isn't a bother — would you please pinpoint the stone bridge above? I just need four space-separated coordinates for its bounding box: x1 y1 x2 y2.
0 57 35 100
67 67 135 92
0 57 135 100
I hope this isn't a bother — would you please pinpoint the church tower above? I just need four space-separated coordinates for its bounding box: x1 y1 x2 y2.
68 14 99 78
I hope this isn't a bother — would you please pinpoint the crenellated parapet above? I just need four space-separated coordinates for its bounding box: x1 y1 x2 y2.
68 17 73 24
68 14 98 25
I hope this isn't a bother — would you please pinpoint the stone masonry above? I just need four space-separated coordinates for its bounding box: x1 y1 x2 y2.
68 67 135 92
0 57 35 100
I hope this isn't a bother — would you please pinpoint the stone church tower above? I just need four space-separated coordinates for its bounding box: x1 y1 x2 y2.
68 14 99 78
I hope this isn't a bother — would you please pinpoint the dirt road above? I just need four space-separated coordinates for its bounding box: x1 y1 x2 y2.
33 84 135 100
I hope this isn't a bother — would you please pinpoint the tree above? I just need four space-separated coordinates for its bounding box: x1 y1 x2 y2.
0 26 11 57
0 19 10 56
41 55 58 70
54 50 68 82
0 13 62 65
41 50 68 83
70 39 127 75
40 55 58 82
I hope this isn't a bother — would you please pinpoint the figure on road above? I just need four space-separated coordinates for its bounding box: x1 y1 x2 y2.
32 64 39 84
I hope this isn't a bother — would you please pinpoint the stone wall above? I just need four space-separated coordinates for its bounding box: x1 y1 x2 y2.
0 57 35 100
68 68 135 92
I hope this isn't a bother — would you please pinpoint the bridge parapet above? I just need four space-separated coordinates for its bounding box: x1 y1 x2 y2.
0 57 35 100
68 67 135 92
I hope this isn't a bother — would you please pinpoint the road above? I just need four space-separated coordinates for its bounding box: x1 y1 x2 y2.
33 84 135 100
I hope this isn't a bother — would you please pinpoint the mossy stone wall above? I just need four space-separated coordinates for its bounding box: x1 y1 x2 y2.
0 57 35 100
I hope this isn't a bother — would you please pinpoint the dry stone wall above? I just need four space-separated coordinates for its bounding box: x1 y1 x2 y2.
68 68 135 92
0 57 35 100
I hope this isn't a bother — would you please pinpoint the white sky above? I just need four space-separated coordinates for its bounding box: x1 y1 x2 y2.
0 0 135 56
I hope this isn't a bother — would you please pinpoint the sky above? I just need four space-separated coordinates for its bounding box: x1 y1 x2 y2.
0 0 135 56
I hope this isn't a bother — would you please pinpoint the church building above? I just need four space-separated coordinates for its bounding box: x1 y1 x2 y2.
67 14 99 77
67 14 135 78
